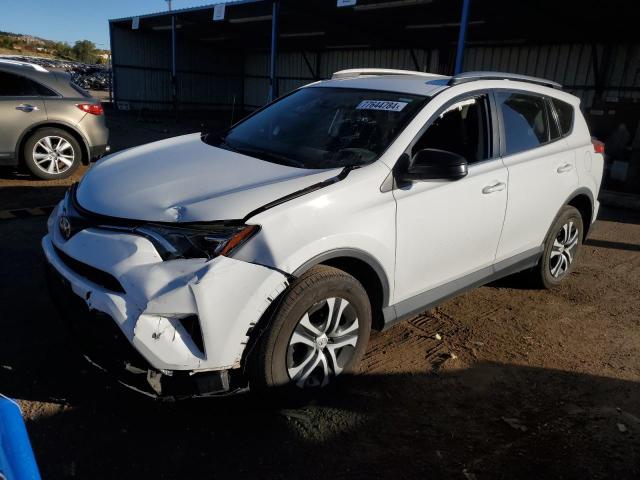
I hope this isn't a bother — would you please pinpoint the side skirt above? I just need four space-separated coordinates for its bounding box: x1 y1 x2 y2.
382 247 543 330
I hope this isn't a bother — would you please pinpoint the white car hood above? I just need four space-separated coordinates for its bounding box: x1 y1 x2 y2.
76 133 340 222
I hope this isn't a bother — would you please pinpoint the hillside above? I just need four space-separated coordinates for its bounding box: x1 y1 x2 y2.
0 31 109 63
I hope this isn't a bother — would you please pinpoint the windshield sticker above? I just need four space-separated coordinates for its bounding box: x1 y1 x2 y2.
356 100 408 112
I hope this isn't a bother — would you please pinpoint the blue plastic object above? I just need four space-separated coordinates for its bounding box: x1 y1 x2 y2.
0 396 40 480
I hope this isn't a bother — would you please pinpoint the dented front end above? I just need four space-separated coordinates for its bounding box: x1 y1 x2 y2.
42 202 289 399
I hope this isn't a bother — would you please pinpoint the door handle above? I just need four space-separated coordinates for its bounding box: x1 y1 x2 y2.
15 104 39 113
482 182 506 194
557 163 573 173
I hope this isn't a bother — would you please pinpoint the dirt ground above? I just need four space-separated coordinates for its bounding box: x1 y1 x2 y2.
1 111 639 479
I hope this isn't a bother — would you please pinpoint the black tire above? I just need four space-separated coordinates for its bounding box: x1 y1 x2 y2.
24 128 82 180
530 205 584 289
249 265 371 393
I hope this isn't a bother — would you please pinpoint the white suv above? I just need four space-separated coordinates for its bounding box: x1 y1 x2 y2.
43 69 604 398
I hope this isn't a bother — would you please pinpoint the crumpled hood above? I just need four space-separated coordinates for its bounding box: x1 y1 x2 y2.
76 133 339 222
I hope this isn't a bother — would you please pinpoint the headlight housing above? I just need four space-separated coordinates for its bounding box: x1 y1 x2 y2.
135 223 259 260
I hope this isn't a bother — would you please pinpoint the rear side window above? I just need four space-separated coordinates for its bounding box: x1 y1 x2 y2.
496 92 550 156
551 98 574 136
0 71 57 97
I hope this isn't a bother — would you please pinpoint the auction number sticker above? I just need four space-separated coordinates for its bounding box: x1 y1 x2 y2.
356 100 408 112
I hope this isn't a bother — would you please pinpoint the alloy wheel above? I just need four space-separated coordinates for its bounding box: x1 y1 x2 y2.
32 136 76 175
549 221 579 278
286 297 359 388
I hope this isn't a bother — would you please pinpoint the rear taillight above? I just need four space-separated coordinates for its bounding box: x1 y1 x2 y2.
76 103 104 116
592 138 605 155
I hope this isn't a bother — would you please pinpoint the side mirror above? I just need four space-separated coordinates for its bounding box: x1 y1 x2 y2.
396 148 468 182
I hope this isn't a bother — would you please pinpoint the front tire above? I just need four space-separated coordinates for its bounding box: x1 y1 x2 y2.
249 265 371 392
24 128 81 180
531 205 583 289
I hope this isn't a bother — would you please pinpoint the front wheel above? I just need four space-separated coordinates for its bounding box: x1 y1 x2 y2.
249 265 371 392
531 205 584 289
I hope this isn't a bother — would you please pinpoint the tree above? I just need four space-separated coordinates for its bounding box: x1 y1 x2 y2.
53 41 74 60
72 40 97 63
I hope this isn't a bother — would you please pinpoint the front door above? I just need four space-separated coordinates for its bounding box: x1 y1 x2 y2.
393 93 508 305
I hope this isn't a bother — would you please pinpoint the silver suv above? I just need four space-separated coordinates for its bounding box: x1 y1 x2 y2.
0 59 109 179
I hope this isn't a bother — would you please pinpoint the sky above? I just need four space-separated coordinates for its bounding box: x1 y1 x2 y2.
0 0 222 48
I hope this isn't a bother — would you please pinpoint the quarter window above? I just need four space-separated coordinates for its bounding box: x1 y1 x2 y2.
412 95 490 163
551 98 574 136
496 92 550 156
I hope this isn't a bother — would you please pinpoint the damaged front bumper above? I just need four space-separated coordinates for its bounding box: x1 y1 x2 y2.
42 204 289 399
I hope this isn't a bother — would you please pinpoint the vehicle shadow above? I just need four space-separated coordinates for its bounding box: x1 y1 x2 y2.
3 355 639 479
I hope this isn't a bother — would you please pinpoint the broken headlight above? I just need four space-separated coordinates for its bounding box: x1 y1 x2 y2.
135 223 259 260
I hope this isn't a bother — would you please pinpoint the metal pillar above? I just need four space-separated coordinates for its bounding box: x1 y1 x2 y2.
454 0 471 75
171 14 178 113
268 0 279 102
108 22 115 105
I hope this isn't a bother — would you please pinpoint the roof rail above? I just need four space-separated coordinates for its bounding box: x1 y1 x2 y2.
0 58 49 73
332 68 446 80
449 71 562 89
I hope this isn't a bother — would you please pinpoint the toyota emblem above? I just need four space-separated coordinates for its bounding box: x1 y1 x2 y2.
59 216 72 240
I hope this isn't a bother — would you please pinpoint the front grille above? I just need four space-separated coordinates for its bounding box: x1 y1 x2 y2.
53 244 125 293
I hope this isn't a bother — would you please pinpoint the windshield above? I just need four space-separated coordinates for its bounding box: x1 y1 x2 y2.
207 87 428 169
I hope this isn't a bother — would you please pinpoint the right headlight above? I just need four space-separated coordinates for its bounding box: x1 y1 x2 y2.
135 223 259 260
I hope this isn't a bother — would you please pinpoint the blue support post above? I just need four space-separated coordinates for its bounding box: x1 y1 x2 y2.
171 14 178 112
454 0 471 75
268 0 279 102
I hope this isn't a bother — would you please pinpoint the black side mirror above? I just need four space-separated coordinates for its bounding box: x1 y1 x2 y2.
396 148 468 182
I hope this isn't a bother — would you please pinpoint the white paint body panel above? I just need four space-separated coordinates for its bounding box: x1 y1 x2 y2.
78 133 339 222
495 139 578 261
393 160 508 302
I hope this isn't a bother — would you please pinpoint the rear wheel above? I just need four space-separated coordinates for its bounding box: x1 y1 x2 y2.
249 265 371 392
531 205 583 288
24 128 81 179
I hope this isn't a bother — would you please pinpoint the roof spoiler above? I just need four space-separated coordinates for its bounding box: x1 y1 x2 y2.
449 71 562 89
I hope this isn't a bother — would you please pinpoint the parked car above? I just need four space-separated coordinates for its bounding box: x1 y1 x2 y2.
43 69 603 398
0 59 109 179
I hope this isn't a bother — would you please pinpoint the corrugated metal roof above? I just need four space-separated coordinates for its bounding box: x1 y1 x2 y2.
109 0 259 23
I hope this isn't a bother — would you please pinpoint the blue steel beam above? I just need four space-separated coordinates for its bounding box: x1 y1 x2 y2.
269 0 280 102
454 0 471 75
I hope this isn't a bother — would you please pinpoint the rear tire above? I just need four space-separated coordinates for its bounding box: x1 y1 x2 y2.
249 265 371 393
530 205 583 289
24 128 81 180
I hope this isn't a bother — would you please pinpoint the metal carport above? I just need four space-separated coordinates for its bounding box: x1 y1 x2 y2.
108 0 639 116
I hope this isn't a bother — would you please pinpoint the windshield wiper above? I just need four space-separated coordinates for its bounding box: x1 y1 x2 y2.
227 143 305 168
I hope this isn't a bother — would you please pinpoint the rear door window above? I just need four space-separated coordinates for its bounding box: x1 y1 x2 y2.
0 71 57 97
551 98 574 136
0 71 30 96
496 92 550 156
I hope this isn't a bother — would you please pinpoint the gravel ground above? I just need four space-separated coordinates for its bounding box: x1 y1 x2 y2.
1 113 639 479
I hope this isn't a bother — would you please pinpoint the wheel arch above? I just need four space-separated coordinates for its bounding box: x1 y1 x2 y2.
16 121 90 166
566 188 595 240
292 249 390 331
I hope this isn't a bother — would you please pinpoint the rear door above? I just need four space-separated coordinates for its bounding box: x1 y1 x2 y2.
0 71 48 161
494 90 579 262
